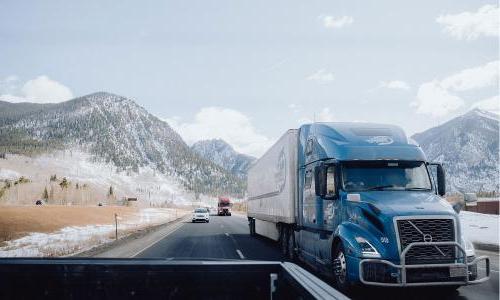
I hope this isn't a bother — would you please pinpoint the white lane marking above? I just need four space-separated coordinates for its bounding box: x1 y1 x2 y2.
131 220 185 257
225 233 230 237
236 249 245 259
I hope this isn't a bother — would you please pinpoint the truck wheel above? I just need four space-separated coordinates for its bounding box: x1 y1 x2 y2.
280 226 288 256
287 229 296 261
249 218 256 236
333 243 351 293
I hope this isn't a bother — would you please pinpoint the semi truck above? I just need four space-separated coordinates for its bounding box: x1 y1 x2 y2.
218 197 232 216
247 122 490 292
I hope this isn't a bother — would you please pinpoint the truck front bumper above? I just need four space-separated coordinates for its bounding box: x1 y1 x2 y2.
359 241 490 287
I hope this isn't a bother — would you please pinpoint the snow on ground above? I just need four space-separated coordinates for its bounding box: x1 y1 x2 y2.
0 208 184 257
0 168 20 180
460 211 499 246
0 149 200 205
33 149 194 204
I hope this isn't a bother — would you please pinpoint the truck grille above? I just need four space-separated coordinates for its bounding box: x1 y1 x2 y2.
396 218 456 264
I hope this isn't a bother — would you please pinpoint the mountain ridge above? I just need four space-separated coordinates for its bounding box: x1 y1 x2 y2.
412 108 499 193
0 92 245 197
191 139 255 178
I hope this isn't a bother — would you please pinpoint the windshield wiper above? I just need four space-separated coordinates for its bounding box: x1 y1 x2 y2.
366 185 395 191
405 187 431 191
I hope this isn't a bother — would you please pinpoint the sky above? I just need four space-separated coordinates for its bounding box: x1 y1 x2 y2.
0 0 498 157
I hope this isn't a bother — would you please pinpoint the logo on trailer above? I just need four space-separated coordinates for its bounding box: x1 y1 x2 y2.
275 148 286 193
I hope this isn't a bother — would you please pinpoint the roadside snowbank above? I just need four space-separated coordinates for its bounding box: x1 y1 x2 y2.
0 168 20 180
459 211 499 247
0 208 184 257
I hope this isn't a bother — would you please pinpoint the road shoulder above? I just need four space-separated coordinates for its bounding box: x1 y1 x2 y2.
75 214 188 258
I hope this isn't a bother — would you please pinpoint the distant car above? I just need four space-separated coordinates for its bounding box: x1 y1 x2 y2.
98 202 103 206
192 208 210 223
35 200 43 205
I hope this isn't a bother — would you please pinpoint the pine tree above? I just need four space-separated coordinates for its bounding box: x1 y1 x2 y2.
59 177 70 189
42 187 49 200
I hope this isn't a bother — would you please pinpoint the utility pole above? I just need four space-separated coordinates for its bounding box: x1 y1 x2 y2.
114 213 118 240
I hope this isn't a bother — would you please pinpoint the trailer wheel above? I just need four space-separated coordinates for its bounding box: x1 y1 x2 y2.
280 226 288 256
287 229 296 261
249 218 256 236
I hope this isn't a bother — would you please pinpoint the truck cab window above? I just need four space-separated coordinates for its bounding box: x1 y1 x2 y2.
341 161 431 192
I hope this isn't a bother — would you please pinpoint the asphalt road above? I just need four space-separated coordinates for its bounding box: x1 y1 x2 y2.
135 214 499 300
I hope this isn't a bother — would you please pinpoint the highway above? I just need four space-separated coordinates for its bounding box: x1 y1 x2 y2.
131 214 498 300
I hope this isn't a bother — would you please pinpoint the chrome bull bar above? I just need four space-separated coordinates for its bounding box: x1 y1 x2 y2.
359 241 490 287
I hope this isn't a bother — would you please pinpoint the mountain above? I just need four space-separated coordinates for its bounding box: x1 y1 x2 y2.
0 92 245 197
412 109 499 193
191 139 255 178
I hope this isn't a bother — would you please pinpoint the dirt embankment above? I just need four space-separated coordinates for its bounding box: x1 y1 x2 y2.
0 205 138 242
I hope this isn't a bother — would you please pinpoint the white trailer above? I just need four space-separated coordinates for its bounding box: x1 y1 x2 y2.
247 129 298 241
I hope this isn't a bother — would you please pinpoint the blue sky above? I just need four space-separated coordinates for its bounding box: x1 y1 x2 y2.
0 1 498 156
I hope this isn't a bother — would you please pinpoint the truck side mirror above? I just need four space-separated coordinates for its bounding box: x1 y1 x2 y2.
436 164 446 196
314 165 325 197
314 163 338 200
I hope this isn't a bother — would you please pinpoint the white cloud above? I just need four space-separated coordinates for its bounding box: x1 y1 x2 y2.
165 107 273 157
4 75 19 82
321 15 354 29
436 4 499 40
412 81 464 117
379 80 411 90
0 75 73 103
471 95 500 114
413 60 499 117
306 69 335 83
440 60 499 91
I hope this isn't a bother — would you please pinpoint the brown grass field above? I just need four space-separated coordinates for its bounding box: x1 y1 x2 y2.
0 205 139 243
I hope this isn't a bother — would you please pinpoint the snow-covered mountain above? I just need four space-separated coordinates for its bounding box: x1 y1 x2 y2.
412 109 499 193
0 92 245 197
191 139 255 178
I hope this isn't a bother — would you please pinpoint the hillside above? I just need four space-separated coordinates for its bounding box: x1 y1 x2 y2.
412 109 499 193
0 92 245 198
191 139 255 178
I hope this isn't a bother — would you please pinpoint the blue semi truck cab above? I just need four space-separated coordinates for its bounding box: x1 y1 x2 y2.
247 122 490 292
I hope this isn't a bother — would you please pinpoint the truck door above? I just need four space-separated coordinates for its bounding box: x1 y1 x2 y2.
298 165 319 265
316 165 339 263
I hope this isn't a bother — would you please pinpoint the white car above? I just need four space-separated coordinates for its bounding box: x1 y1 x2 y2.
192 208 210 223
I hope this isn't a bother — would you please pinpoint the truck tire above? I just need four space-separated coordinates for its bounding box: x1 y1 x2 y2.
332 243 351 293
280 226 288 256
287 229 296 261
249 218 256 236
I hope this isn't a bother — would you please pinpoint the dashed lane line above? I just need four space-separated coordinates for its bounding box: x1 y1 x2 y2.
236 249 245 259
131 221 186 257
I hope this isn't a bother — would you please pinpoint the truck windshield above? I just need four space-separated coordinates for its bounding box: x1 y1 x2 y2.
341 161 432 192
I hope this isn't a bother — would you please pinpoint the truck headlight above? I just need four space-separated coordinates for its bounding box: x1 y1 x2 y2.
355 236 381 258
462 237 475 257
